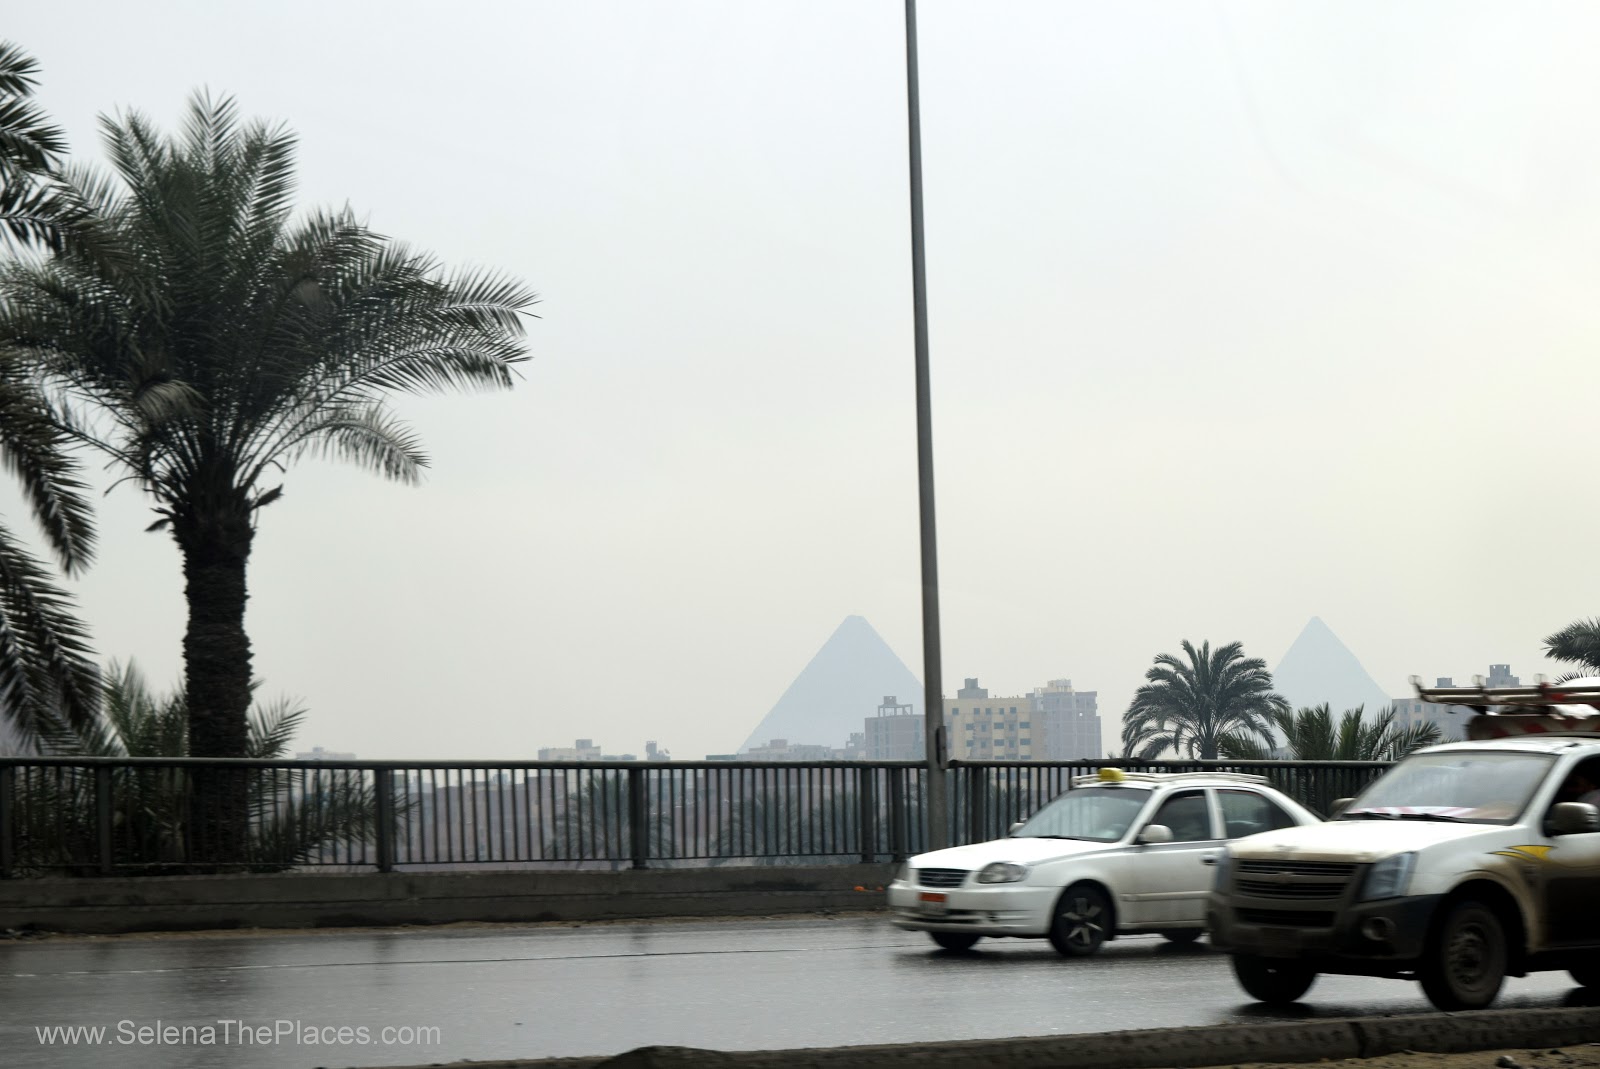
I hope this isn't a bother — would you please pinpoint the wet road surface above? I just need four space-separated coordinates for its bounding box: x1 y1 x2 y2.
0 915 1590 1068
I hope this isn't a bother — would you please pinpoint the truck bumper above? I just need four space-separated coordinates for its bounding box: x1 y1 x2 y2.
1208 891 1442 969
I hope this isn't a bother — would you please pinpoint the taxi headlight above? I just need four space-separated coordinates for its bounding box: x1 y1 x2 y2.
976 861 1029 884
1359 852 1416 901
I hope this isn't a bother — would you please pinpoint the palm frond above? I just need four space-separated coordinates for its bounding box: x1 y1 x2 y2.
0 523 100 740
1545 618 1600 673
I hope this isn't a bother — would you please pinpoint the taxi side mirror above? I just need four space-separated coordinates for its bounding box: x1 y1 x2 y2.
1009 822 1025 835
1330 797 1353 818
1138 824 1173 845
1549 802 1600 836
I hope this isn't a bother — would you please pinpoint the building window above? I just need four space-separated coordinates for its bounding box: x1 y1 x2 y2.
1019 721 1030 728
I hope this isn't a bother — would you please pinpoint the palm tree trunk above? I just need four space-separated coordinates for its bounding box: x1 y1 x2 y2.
176 505 255 863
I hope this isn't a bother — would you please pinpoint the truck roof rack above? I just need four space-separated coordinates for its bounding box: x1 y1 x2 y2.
1411 678 1600 741
1413 678 1600 714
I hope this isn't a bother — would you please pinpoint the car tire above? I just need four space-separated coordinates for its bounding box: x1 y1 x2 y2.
1160 928 1203 945
929 932 979 952
1048 885 1112 957
1231 954 1317 1004
1418 899 1507 1011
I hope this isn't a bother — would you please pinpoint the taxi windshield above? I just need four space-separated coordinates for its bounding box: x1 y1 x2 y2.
1012 785 1152 842
1342 751 1554 825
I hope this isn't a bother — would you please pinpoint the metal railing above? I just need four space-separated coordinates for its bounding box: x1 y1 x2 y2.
0 757 1389 877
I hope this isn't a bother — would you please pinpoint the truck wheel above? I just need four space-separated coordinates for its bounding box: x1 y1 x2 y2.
1048 885 1111 957
1231 954 1317 1003
1419 899 1507 1010
929 932 979 952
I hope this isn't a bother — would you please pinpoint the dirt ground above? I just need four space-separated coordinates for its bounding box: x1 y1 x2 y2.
1192 1046 1600 1069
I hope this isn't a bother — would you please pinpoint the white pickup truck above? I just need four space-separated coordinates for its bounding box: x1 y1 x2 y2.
1208 679 1600 1011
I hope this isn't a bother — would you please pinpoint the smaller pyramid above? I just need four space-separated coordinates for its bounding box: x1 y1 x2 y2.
1272 617 1394 716
738 616 923 753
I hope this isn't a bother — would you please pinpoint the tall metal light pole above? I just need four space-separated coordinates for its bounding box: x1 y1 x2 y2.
904 0 949 849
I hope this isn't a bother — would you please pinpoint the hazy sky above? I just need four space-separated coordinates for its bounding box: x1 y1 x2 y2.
7 1 1600 761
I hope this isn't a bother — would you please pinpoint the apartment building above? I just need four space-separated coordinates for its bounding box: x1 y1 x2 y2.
943 677 1103 761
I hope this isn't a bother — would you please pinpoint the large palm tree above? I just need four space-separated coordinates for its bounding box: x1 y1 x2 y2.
0 93 536 764
0 41 100 748
1217 703 1441 762
1122 640 1285 760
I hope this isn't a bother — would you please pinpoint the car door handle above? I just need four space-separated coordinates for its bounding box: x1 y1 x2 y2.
1201 854 1220 865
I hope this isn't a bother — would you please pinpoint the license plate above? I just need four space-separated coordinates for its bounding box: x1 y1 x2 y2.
1260 926 1301 956
918 892 948 915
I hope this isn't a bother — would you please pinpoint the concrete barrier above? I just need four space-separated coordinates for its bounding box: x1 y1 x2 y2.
0 864 898 933
379 1005 1600 1069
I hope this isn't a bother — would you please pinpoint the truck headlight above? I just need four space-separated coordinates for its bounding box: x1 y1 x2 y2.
1359 852 1415 901
976 861 1029 884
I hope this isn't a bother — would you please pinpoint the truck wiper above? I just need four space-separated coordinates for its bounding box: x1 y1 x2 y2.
1393 812 1466 822
1027 834 1085 840
1343 811 1400 819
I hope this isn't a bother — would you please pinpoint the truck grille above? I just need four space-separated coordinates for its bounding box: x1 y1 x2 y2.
1238 908 1336 928
1235 859 1358 900
915 868 968 888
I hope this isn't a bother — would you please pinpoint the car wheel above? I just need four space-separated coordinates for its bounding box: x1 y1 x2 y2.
1160 929 1203 945
1419 899 1507 1011
1048 885 1111 957
1231 954 1317 1004
929 932 979 952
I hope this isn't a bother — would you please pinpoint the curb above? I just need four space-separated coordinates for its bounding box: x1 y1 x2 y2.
379 1005 1600 1069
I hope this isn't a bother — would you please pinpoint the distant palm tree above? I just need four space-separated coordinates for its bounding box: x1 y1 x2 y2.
16 662 374 872
1218 703 1441 762
1545 619 1600 675
0 92 537 768
1122 640 1285 760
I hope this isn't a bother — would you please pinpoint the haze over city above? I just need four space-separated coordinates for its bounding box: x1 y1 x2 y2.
5 0 1599 762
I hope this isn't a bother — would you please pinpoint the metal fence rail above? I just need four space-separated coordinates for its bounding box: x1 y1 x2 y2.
0 757 1389 877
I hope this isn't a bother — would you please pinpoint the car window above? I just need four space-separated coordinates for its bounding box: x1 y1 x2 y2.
1148 790 1213 842
1013 785 1152 842
1217 789 1296 838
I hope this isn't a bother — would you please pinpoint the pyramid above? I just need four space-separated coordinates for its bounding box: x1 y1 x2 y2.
1272 617 1394 716
738 616 923 752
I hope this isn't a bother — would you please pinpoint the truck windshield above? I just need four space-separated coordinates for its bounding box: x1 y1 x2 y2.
1012 786 1152 842
1342 751 1554 825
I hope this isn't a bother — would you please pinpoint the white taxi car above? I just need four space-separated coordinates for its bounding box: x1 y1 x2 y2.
887 770 1321 954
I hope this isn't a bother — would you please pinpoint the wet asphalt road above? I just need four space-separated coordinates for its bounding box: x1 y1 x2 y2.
0 915 1590 1069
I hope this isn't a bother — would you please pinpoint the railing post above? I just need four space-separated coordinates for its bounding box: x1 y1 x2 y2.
374 768 395 874
0 766 13 879
94 765 113 876
964 766 984 845
857 766 875 863
886 768 905 860
628 766 648 870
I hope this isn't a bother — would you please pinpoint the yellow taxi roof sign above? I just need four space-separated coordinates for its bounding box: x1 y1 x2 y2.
1098 767 1126 784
